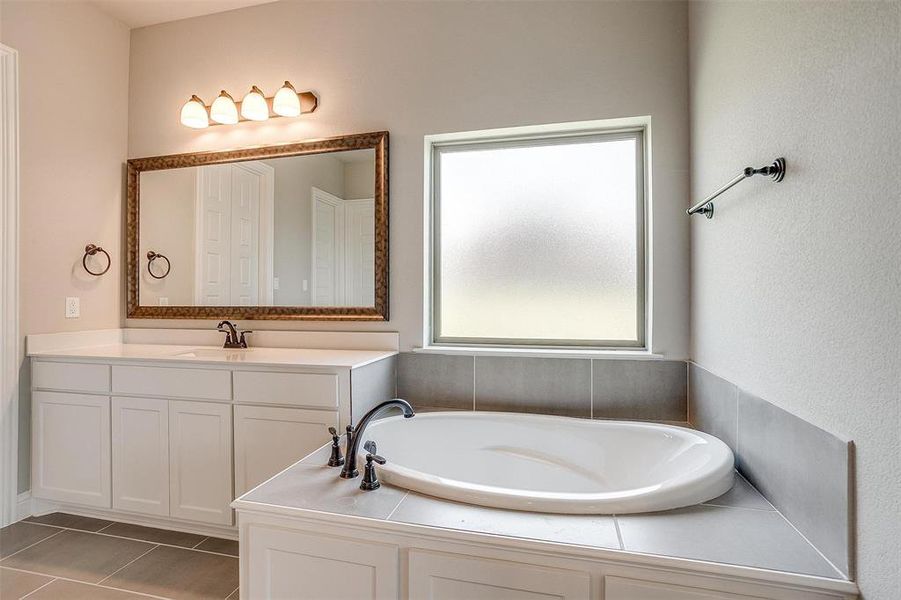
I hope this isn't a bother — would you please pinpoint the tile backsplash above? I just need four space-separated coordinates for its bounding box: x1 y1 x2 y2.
396 353 687 421
688 363 852 578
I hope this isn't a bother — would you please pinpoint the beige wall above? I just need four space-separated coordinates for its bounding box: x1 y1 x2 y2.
1 1 129 493
139 167 197 306
689 2 900 598
2 1 129 335
126 0 691 354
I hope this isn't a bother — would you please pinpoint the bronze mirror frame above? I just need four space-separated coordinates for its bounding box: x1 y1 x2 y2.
126 131 388 321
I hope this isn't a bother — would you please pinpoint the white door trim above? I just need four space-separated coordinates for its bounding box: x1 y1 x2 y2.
194 163 275 305
0 42 20 527
233 161 275 305
310 187 346 306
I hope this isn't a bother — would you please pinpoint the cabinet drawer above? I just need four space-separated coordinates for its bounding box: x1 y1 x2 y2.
33 361 109 393
112 365 231 400
234 371 337 409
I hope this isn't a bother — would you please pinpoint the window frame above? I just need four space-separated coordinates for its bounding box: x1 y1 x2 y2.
424 121 648 351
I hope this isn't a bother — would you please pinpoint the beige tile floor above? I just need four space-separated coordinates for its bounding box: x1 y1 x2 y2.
0 513 238 599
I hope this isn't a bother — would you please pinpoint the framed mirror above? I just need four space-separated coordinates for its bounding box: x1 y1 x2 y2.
126 131 388 320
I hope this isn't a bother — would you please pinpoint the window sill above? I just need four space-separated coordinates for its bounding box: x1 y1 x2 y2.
412 345 668 360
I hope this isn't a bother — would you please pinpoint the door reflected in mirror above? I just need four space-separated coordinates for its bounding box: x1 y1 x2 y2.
138 149 376 308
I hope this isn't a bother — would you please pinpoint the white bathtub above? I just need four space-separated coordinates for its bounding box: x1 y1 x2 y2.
363 411 734 514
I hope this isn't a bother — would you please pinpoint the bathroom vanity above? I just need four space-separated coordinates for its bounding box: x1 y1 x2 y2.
234 440 858 600
26 329 396 537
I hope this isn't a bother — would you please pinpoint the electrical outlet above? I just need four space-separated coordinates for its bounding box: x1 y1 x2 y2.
159 297 169 306
302 279 308 292
273 277 280 290
65 297 80 318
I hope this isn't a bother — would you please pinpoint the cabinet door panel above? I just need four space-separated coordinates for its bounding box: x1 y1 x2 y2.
605 577 765 600
245 525 398 600
32 392 111 507
112 397 169 516
234 405 337 495
169 400 233 525
408 549 590 600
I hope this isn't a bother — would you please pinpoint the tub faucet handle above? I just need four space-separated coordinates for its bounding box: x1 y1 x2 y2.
327 426 344 467
360 440 386 491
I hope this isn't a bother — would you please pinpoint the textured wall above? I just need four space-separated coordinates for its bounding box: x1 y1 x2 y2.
125 0 691 356
689 2 901 597
1 1 130 494
1 1 129 335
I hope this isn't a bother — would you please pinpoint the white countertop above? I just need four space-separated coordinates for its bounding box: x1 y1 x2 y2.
28 343 397 369
233 442 854 593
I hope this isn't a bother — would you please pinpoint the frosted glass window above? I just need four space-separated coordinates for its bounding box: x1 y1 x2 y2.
432 131 644 347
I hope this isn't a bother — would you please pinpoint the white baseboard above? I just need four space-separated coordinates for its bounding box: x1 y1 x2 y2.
16 491 31 521
28 501 238 540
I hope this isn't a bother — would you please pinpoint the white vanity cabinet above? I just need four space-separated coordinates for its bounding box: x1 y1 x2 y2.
169 400 234 525
32 391 111 508
111 396 170 516
234 405 337 496
28 343 396 534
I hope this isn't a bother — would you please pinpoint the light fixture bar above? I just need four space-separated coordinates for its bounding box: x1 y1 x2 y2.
204 90 318 127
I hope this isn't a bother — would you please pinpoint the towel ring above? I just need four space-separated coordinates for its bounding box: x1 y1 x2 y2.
147 251 171 279
83 244 111 276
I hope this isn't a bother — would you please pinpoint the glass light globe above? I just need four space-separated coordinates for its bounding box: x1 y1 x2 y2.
210 90 238 125
240 86 269 121
179 95 209 129
272 81 301 117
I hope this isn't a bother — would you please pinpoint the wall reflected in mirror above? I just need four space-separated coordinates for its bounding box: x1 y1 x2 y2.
139 149 376 308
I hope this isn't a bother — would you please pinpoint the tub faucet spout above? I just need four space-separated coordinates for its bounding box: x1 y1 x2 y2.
339 399 415 479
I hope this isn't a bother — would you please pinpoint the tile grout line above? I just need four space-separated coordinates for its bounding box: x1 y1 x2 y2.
471 355 476 411
589 359 594 419
0 528 64 562
22 522 238 559
1 565 174 600
97 544 160 585
18 577 58 599
612 515 624 551
773 509 847 579
95 522 115 534
385 492 409 521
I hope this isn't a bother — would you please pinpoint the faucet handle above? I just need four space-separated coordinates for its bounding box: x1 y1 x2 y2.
363 441 386 465
327 426 344 467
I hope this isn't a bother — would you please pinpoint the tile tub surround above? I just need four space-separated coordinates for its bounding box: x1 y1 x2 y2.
0 513 239 599
397 352 687 419
236 443 845 580
688 363 852 578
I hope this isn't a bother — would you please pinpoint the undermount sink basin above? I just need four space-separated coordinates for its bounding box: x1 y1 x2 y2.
363 412 734 514
173 347 247 359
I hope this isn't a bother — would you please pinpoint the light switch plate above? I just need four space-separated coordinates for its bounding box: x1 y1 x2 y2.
65 297 80 318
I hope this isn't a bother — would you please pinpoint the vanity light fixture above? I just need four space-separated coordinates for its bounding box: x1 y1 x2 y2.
179 95 209 129
272 81 301 117
210 90 239 125
179 83 318 128
241 86 270 121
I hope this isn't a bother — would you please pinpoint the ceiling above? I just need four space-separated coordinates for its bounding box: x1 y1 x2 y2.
92 0 277 29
